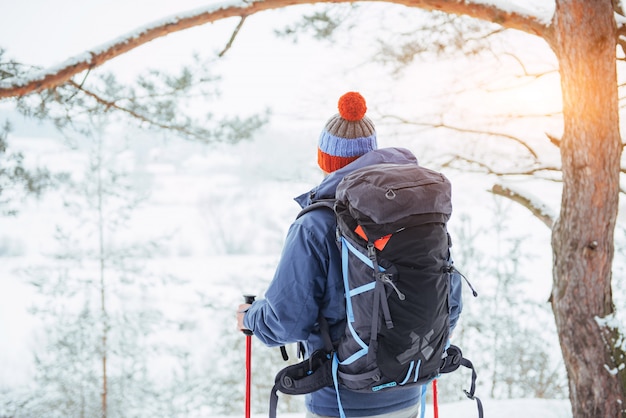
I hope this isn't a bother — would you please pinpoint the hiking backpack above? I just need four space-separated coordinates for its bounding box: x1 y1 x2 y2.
269 162 482 418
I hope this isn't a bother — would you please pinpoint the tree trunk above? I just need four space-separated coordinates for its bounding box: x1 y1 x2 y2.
551 1 625 417
97 135 108 418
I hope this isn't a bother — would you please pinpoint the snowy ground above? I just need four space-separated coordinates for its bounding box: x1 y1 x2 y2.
211 398 572 418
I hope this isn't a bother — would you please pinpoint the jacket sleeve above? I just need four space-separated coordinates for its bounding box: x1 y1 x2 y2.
448 266 463 333
243 217 332 347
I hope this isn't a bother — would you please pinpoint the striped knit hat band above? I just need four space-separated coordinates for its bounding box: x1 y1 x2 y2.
318 92 377 173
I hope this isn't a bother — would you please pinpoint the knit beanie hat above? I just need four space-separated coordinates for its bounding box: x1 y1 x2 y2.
317 92 377 173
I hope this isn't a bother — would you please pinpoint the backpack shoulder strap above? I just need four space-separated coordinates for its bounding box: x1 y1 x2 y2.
296 199 335 219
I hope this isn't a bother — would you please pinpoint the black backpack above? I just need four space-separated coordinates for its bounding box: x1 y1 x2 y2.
269 162 482 418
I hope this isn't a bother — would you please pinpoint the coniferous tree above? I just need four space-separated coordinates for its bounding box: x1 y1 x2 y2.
0 120 53 217
439 200 567 402
0 114 208 417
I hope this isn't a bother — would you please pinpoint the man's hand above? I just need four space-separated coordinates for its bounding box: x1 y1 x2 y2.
237 303 252 332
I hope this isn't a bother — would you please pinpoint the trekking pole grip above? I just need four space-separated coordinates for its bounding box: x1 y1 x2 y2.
242 295 256 336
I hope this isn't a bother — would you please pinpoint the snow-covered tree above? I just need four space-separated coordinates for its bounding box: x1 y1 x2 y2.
0 115 210 418
0 120 53 216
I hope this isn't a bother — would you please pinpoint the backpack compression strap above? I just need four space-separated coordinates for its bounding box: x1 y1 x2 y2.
440 345 484 418
269 350 334 418
269 318 335 418
460 356 483 418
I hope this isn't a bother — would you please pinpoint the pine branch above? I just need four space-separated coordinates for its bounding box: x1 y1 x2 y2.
66 80 209 140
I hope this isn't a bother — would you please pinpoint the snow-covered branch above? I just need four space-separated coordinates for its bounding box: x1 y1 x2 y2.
0 0 551 99
490 183 555 228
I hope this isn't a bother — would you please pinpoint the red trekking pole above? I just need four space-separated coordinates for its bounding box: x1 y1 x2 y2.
243 295 256 418
432 379 439 418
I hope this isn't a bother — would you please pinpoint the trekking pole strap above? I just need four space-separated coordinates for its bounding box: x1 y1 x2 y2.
269 385 279 418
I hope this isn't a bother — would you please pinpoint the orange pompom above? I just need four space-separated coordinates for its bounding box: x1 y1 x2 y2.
338 92 367 121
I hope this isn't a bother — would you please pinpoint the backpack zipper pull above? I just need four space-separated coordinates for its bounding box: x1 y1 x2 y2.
446 266 478 298
381 274 405 300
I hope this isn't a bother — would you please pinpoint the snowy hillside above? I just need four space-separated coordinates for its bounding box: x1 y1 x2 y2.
0 128 569 417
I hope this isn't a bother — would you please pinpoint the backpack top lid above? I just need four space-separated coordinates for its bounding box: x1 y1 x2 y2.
335 163 452 240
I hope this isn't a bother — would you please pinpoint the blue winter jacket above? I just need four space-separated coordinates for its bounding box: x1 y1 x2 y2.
244 147 463 417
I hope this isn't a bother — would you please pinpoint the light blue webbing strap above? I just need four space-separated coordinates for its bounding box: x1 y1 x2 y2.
414 359 422 383
399 361 415 386
420 384 428 418
341 239 368 363
342 237 385 271
335 237 394 418
349 282 375 297
332 353 347 418
335 237 387 418
398 359 421 386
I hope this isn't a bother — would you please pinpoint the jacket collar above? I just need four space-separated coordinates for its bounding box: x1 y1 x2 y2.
294 147 419 209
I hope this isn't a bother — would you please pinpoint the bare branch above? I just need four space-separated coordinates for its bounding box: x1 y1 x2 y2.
500 52 558 79
383 114 541 160
441 154 562 178
490 183 554 228
546 132 561 147
0 0 550 99
218 16 248 58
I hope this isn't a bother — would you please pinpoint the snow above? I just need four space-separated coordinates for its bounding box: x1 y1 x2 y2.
433 398 570 418
207 399 572 418
0 0 622 416
595 313 626 376
211 398 573 417
478 0 554 25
